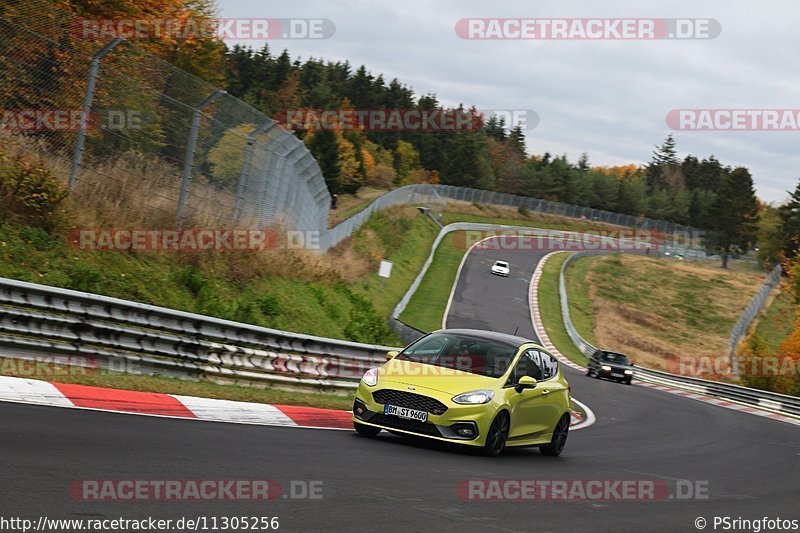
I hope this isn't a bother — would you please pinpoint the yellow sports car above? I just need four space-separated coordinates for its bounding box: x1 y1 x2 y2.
352 329 572 456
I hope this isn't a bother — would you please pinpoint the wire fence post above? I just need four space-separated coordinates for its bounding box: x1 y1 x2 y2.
176 89 225 226
69 37 124 189
234 119 276 221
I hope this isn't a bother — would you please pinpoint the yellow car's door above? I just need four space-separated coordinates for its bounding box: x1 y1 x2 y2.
506 349 563 439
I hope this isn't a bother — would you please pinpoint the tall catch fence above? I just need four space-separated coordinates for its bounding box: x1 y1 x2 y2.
1 0 330 232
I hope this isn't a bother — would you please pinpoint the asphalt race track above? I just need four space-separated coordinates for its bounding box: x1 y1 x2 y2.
2 237 799 532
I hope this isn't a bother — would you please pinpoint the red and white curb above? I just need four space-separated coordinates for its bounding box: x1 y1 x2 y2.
529 253 585 372
528 253 800 429
0 376 352 430
0 375 593 432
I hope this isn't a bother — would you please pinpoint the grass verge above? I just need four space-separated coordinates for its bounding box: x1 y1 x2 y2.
327 187 388 228
399 232 465 332
0 208 442 347
750 288 795 355
563 253 765 369
563 256 597 346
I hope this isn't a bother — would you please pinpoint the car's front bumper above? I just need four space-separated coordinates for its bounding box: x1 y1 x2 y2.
597 367 632 381
490 270 509 277
352 386 496 446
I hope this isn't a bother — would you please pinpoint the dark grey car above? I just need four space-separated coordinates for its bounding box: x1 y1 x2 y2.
586 350 633 384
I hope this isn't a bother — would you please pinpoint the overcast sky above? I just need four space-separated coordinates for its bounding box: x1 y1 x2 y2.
218 0 800 203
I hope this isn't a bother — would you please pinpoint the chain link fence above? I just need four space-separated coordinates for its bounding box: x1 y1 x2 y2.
1 0 329 232
325 184 713 256
431 185 709 253
728 264 783 358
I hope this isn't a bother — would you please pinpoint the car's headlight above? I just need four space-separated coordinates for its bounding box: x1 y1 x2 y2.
361 367 378 387
452 389 495 404
601 365 612 371
624 369 633 375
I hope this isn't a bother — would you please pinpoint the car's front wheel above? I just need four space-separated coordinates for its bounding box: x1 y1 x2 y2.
354 421 381 437
539 414 570 457
483 411 510 457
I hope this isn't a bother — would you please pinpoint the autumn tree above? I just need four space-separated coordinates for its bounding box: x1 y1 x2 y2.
207 123 256 189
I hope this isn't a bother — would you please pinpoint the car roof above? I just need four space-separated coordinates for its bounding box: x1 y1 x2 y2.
596 350 629 358
434 328 537 348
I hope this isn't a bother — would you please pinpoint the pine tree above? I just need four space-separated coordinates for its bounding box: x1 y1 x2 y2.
779 179 800 258
307 129 341 193
646 134 679 192
706 167 760 268
508 124 526 155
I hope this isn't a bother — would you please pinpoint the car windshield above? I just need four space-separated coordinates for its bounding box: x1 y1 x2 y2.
396 332 517 378
600 352 629 365
495 261 508 267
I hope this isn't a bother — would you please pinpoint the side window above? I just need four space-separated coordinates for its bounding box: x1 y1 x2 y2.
539 350 559 379
512 349 543 382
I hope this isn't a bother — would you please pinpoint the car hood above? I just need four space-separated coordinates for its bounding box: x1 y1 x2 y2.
379 359 501 395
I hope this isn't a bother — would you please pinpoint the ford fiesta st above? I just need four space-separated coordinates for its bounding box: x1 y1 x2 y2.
352 329 572 456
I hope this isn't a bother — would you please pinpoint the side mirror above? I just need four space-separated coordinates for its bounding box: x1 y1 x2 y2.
515 375 537 393
386 350 400 361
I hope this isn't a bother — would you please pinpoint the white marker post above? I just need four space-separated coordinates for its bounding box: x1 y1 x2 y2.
378 260 393 289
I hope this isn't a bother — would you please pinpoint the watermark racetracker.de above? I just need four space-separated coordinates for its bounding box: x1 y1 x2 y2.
455 478 709 501
68 479 324 501
455 18 721 40
273 108 539 132
0 355 140 377
667 355 800 379
667 109 800 130
451 228 667 252
70 18 336 40
0 109 142 132
69 228 323 252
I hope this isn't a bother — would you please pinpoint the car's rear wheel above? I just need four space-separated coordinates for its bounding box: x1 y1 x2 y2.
483 411 510 457
354 421 381 437
540 414 570 457
585 367 593 376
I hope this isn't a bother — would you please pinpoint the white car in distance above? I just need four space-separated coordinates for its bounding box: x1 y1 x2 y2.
490 260 510 277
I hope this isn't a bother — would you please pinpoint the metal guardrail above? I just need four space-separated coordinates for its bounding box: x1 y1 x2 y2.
0 277 394 390
557 252 800 418
558 251 611 358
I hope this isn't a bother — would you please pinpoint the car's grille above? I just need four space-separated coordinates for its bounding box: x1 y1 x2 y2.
372 389 448 415
370 414 441 437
